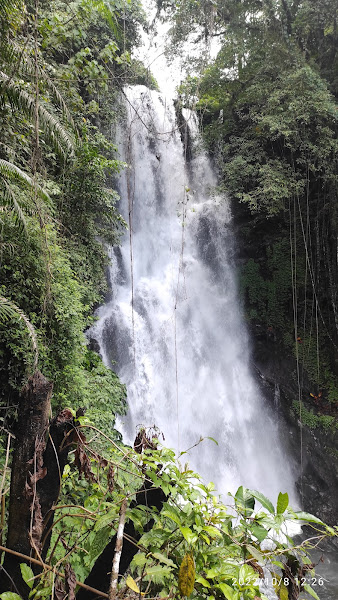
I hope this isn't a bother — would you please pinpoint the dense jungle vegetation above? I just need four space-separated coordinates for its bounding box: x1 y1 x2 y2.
163 0 338 428
0 0 148 428
0 0 338 598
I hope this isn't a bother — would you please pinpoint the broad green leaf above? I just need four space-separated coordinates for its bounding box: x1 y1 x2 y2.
152 552 175 567
144 564 172 584
206 567 219 579
162 508 181 526
90 526 111 562
1 594 22 600
127 508 145 530
203 525 222 538
196 576 211 588
251 523 269 542
218 582 236 600
94 509 116 531
239 564 256 584
234 486 255 513
271 560 284 569
249 489 274 514
126 575 140 593
292 511 324 525
220 564 239 579
303 584 320 600
131 552 147 567
179 526 197 544
277 492 289 514
20 563 34 588
246 544 264 561
146 565 172 575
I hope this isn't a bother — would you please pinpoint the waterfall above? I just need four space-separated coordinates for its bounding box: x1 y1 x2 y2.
90 85 297 503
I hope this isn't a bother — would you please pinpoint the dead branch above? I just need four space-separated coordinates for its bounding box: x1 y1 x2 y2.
109 498 128 600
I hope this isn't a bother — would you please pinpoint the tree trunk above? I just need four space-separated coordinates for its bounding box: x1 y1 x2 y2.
0 371 52 595
0 375 75 596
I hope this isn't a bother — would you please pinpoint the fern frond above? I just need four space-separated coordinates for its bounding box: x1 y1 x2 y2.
42 70 78 134
0 71 75 156
0 159 51 203
0 296 38 370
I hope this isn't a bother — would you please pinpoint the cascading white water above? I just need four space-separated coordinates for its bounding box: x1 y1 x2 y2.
90 85 297 503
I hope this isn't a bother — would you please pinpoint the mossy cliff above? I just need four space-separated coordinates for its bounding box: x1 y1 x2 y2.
233 200 338 525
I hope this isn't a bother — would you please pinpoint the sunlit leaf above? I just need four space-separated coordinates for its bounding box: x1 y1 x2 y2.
249 489 274 514
276 492 289 514
126 575 141 593
303 583 320 600
246 544 264 561
20 563 34 588
291 511 324 525
152 552 176 567
179 526 197 544
196 575 211 588
217 582 236 600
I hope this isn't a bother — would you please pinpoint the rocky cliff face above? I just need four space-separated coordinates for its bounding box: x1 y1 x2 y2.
233 200 338 525
252 331 338 525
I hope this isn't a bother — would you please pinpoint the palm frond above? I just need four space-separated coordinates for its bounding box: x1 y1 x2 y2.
0 0 24 18
0 159 51 204
0 241 16 257
0 0 25 32
0 296 38 370
38 101 75 156
0 71 75 157
1 179 27 233
93 0 119 36
6 44 78 135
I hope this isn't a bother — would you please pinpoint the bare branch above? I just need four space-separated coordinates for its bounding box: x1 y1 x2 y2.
109 498 128 600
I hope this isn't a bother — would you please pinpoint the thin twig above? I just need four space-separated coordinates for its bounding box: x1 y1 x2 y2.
0 545 109 598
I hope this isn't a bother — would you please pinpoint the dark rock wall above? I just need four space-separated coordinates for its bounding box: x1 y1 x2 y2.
232 199 338 525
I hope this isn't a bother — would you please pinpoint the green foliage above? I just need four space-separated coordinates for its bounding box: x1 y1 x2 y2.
20 564 34 589
240 238 293 330
292 401 338 430
0 0 144 429
23 429 335 600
